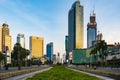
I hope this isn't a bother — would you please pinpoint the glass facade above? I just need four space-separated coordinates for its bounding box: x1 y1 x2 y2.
87 28 97 47
65 36 69 60
46 42 53 61
87 13 97 48
30 36 44 58
72 49 86 64
68 1 84 53
17 34 25 48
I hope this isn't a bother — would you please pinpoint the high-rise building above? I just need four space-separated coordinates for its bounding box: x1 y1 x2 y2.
17 33 25 48
68 0 84 53
53 54 57 64
57 52 61 64
87 13 97 48
2 23 12 53
46 42 53 61
97 32 103 41
30 36 44 58
65 36 69 60
0 26 2 52
2 23 12 64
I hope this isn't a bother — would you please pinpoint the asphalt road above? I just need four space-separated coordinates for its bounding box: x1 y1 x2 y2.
70 68 115 80
4 67 52 80
0 65 49 73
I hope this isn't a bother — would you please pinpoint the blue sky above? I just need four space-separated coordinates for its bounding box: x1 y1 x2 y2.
0 0 120 55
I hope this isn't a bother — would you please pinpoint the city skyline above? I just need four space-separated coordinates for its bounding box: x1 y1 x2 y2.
0 0 120 55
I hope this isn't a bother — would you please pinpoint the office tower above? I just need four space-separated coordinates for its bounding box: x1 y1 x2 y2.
53 54 56 64
2 23 12 53
87 12 97 48
2 23 12 64
65 36 69 60
97 32 103 41
46 42 53 61
17 33 25 48
30 36 44 58
57 52 61 63
68 0 84 53
62 53 66 63
0 26 2 52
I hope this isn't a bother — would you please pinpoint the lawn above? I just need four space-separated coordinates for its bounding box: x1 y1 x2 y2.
26 66 101 80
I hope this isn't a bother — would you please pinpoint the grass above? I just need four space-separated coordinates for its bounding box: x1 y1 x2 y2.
26 66 101 80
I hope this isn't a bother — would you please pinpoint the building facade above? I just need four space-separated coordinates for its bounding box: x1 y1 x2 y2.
30 36 44 58
87 13 97 48
17 33 25 48
0 26 2 52
68 0 84 53
53 54 57 64
46 42 53 61
65 36 69 60
2 23 12 52
72 49 86 64
97 32 103 41
2 23 12 64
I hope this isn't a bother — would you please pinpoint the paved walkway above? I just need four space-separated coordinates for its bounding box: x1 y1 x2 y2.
4 67 52 80
69 68 115 80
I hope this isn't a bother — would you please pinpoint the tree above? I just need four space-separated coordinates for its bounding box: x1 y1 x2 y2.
95 40 107 66
11 43 22 70
11 43 30 70
90 47 97 67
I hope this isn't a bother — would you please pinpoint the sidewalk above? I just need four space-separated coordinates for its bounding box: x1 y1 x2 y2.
69 68 115 80
4 67 52 80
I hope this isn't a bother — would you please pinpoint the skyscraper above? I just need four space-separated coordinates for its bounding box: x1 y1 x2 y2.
87 13 97 48
68 0 84 53
30 36 44 58
46 42 53 61
2 23 12 53
17 33 25 48
0 26 2 52
2 23 12 64
97 32 103 41
65 36 69 61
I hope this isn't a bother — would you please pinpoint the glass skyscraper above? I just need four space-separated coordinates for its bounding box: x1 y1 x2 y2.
46 42 53 61
65 36 69 60
68 0 84 53
17 33 25 48
87 13 97 48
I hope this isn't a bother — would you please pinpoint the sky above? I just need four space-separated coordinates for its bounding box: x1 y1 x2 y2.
0 0 120 57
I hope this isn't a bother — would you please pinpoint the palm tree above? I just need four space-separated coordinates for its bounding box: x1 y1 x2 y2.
90 47 97 67
96 40 107 66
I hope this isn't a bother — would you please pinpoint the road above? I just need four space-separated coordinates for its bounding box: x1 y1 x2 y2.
70 68 115 80
0 65 49 73
68 65 120 73
4 67 52 80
